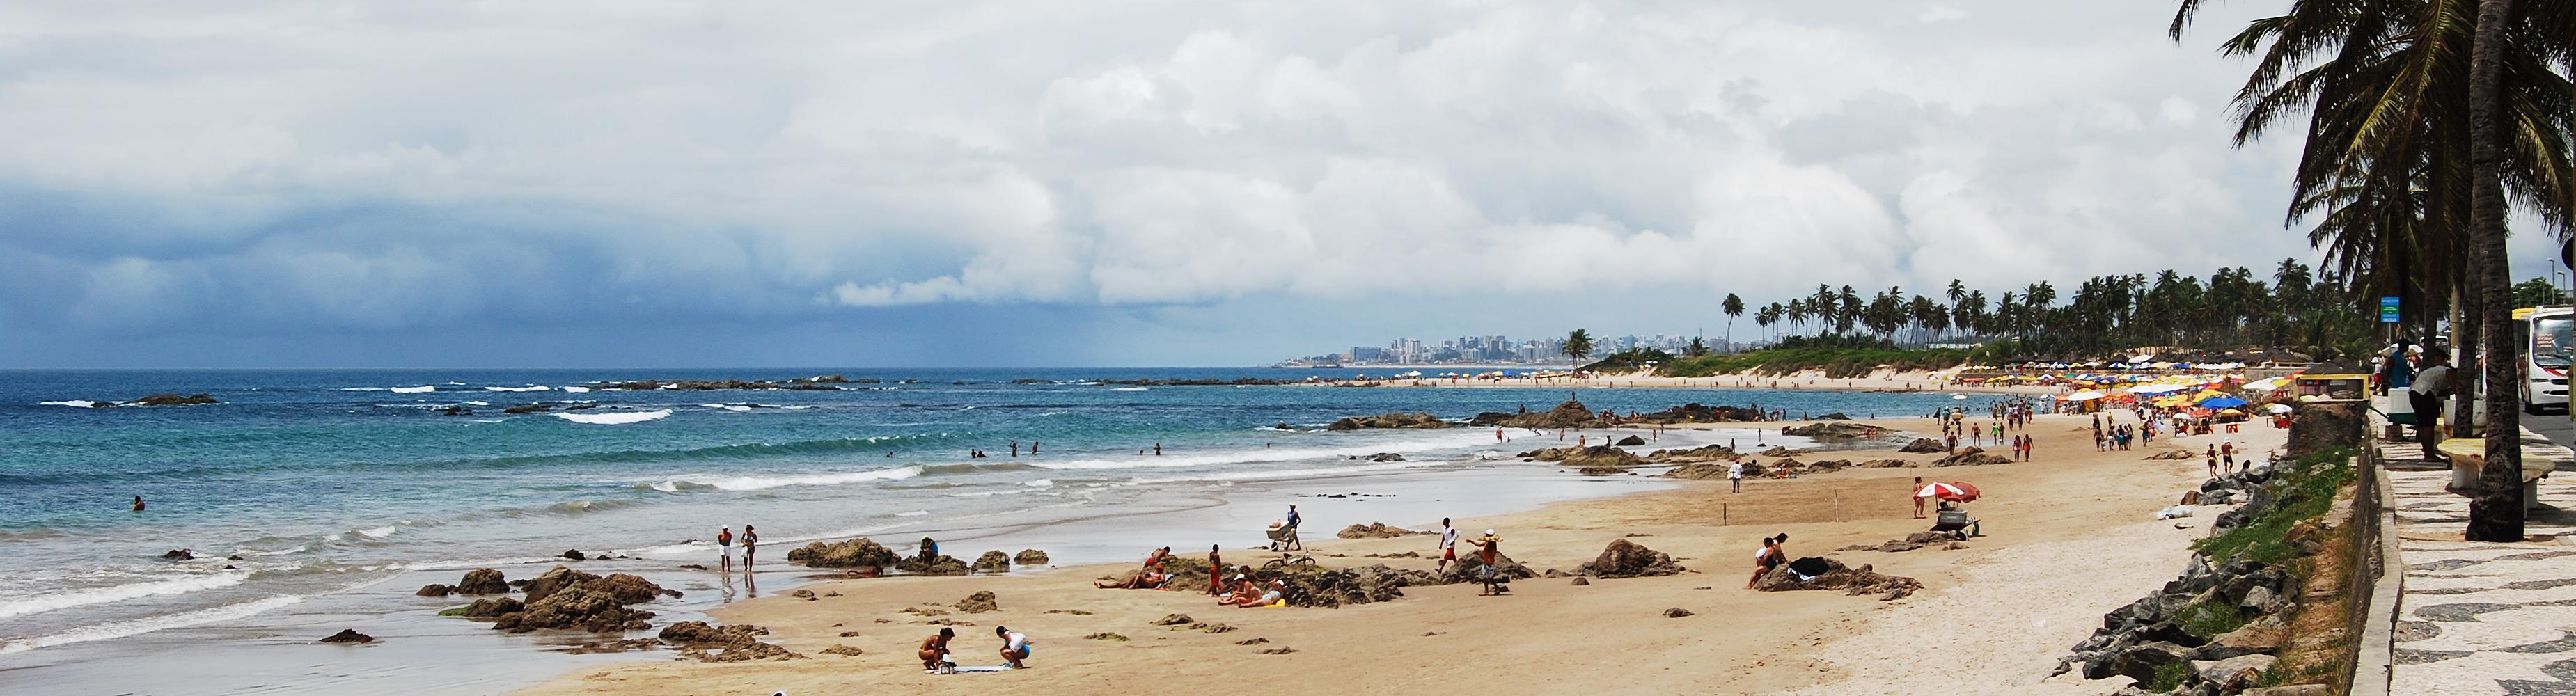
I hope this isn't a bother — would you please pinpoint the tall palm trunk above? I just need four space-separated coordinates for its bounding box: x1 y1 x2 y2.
2467 0 2524 541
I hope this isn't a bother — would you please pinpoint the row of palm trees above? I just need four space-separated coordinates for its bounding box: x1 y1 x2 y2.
2169 0 2573 540
1724 260 2369 357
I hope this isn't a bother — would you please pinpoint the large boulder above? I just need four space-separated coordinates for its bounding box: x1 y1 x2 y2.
1336 523 1426 539
1779 422 1877 440
1664 463 1732 480
1014 549 1050 566
455 569 510 595
2111 641 2194 683
954 590 999 612
583 573 675 604
897 555 970 576
1470 400 1601 429
1614 435 1647 446
1438 552 1537 585
2284 403 2362 459
1898 438 1946 453
123 393 220 406
785 538 900 569
1931 447 2012 466
502 587 653 633
1326 412 1450 430
1520 445 1645 468
1576 539 1684 578
460 596 523 617
521 566 604 603
971 551 1011 574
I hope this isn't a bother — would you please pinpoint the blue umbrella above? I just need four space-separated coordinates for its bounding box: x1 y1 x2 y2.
2197 395 2249 409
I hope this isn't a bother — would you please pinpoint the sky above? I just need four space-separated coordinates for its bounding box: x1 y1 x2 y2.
0 0 2564 368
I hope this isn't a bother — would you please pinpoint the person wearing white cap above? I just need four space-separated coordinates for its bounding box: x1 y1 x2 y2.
1467 530 1508 595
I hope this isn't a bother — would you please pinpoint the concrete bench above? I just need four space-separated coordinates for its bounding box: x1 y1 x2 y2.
2435 427 2567 510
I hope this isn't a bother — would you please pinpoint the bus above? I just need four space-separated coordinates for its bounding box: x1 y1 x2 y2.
2517 306 2573 413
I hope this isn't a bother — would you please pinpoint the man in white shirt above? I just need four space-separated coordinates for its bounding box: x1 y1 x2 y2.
1436 517 1460 573
2408 348 2454 461
995 626 1030 669
1728 461 1745 493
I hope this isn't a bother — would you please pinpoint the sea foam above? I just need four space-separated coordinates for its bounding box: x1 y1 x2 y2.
390 386 436 393
656 465 924 491
553 409 672 425
0 594 303 655
0 572 250 620
38 400 99 408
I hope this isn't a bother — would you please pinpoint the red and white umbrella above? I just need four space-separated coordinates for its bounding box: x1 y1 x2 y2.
1915 482 1981 502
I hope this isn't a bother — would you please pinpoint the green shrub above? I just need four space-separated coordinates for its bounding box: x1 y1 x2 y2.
2176 599 2250 638
2192 448 2355 565
2146 661 2195 692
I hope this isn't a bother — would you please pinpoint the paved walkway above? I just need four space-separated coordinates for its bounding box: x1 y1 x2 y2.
2386 438 2576 695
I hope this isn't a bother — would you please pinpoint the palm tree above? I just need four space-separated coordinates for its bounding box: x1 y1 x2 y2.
1755 303 1781 343
1837 285 1863 334
2466 0 2529 540
1721 293 1745 351
1563 329 1594 365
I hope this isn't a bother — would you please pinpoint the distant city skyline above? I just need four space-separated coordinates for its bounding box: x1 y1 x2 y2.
1278 331 1758 367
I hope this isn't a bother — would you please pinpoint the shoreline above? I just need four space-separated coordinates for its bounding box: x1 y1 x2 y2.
1297 367 2071 396
515 413 2286 695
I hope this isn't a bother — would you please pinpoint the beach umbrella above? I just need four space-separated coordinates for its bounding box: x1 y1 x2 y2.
1915 482 1981 502
2264 404 2293 414
2065 390 2107 402
2197 395 2249 409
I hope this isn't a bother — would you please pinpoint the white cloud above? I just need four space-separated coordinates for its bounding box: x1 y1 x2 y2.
0 0 2337 342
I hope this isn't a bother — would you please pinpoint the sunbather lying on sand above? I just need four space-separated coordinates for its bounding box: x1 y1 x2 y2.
1094 569 1168 589
1229 579 1285 607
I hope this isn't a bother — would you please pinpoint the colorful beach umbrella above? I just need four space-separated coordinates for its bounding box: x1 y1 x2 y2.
2197 395 2250 409
1915 482 1981 502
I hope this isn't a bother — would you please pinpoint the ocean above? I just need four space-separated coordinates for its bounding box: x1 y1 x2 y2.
0 368 2007 693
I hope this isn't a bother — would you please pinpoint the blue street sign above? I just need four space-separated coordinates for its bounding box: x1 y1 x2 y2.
2379 296 2400 323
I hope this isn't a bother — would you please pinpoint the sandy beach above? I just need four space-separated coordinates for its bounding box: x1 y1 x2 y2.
515 412 2288 696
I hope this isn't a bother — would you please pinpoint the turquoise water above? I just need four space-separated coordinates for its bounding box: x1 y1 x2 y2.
0 368 2002 690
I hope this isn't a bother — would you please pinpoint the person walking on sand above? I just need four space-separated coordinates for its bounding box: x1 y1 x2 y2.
2205 445 2219 477
2220 439 2236 475
1467 530 1507 595
739 524 758 569
1436 518 1461 573
1912 477 1927 519
716 526 734 569
995 626 1032 669
918 627 955 672
1727 460 1743 493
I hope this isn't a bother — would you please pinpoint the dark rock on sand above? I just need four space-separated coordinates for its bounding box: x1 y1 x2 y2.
1326 412 1450 430
1576 539 1685 578
2112 641 2194 683
1642 444 1737 463
416 584 453 597
2145 449 2197 460
1754 557 1922 601
897 555 970 576
972 551 1011 574
1931 447 2013 466
1470 400 1601 429
319 628 374 644
1153 613 1195 626
1860 459 1910 468
1336 523 1426 539
819 644 864 656
1614 435 1647 446
955 591 998 613
1356 452 1405 462
455 569 509 594
460 596 524 617
1571 576 1591 585
785 538 900 569
494 587 654 633
1779 422 1877 440
1663 608 1693 618
1519 445 1645 468
1576 466 1628 475
1663 463 1732 480
521 566 602 603
1899 438 1947 453
1014 549 1051 566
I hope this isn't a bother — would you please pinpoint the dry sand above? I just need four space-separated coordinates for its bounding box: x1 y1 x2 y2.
517 413 2286 696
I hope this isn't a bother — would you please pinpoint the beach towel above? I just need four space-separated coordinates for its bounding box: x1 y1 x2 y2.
1786 557 1830 578
948 665 1012 673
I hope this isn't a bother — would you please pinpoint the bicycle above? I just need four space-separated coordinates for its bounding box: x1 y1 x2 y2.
1259 551 1317 570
